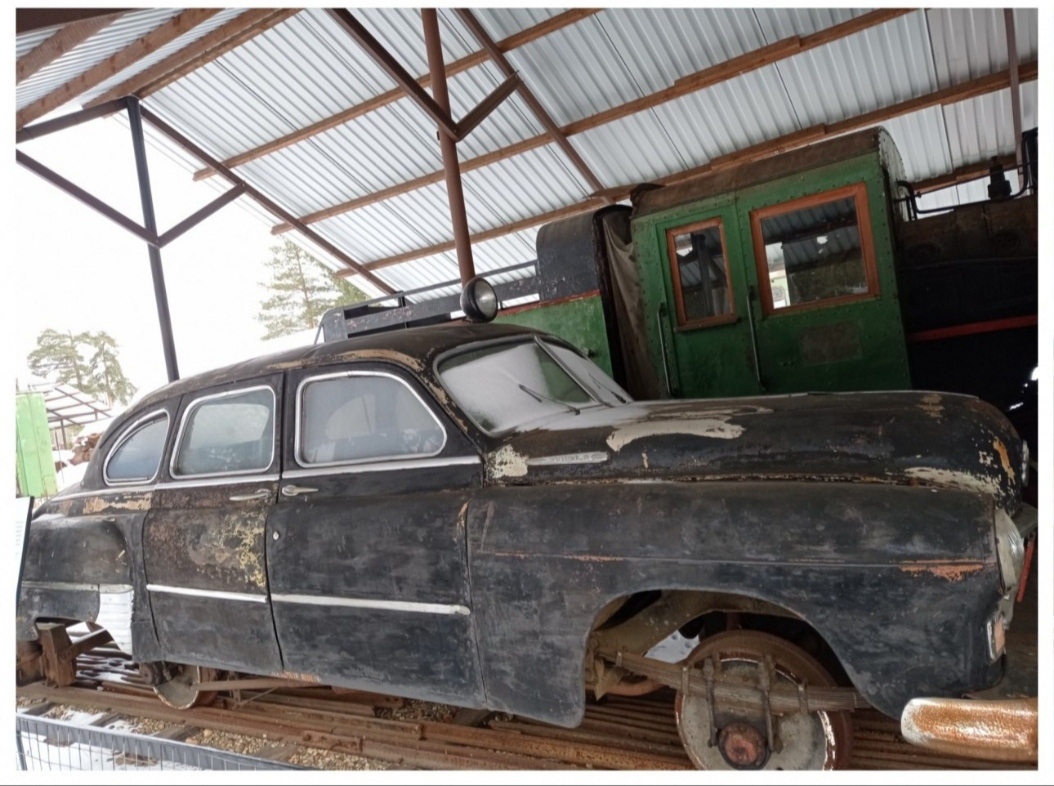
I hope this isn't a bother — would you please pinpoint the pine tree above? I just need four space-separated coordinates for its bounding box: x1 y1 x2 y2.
257 240 368 339
27 329 91 390
84 331 137 405
27 328 137 405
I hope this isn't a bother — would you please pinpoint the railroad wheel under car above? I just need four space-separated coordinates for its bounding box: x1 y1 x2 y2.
153 664 218 710
675 631 852 770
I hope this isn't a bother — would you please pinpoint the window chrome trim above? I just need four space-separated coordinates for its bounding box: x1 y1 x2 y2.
21 580 134 593
146 584 268 603
170 384 277 480
294 370 447 470
161 474 279 490
271 593 470 616
103 409 170 487
58 485 157 500
283 455 479 479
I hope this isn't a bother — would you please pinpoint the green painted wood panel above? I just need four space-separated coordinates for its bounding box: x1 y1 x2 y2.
496 295 614 376
15 392 57 498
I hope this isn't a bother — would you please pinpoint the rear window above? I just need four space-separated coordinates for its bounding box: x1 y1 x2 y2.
173 387 275 477
104 412 169 484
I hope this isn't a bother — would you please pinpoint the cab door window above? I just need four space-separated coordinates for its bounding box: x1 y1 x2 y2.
666 218 735 329
750 183 879 315
172 386 275 477
297 372 445 466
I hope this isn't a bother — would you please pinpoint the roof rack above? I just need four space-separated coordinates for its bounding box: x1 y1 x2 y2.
319 261 537 342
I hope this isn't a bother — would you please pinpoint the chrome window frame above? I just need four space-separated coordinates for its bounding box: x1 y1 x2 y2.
102 409 170 486
294 370 448 470
170 385 277 480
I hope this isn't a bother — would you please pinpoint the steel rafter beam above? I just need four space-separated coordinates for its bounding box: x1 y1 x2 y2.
16 8 222 130
326 8 460 141
15 149 157 244
455 8 606 196
273 8 914 234
16 13 123 84
422 8 474 284
16 99 249 252
15 98 129 144
1004 9 1024 170
191 8 599 180
85 9 301 108
348 59 1037 274
337 198 609 277
137 106 395 295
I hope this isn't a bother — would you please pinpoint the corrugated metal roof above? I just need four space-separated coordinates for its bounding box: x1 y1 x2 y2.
16 27 55 59
926 7 1038 87
471 8 560 41
14 7 1040 300
16 9 182 110
943 82 1039 171
751 7 866 40
79 9 247 106
775 11 937 127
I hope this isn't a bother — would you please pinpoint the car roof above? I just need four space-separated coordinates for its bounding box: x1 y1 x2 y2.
133 321 543 411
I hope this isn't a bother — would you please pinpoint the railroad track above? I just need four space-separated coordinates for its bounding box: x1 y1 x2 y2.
16 648 1032 770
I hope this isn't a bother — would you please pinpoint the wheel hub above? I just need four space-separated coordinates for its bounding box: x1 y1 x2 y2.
718 721 769 769
673 630 851 770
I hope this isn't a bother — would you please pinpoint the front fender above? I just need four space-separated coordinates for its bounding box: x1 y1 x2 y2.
467 481 1003 726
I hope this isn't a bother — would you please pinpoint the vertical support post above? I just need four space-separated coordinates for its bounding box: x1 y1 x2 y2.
127 98 179 382
1004 9 1023 172
421 8 475 285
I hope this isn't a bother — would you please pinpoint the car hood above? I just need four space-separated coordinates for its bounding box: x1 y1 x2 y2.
485 391 1024 513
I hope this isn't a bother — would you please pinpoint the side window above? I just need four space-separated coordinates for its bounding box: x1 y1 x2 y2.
666 218 735 329
173 386 275 477
104 411 170 484
298 373 446 467
750 184 879 315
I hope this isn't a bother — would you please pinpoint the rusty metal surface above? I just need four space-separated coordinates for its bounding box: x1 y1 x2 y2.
900 697 1037 763
15 647 1035 771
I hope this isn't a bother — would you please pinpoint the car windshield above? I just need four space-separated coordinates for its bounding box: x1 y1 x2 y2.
438 338 630 435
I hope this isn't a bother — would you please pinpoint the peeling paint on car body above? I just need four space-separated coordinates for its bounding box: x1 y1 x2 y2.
487 444 529 479
899 561 989 581
919 393 944 420
606 416 746 451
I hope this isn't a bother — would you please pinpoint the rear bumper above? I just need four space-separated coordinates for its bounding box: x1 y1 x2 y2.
900 695 1037 763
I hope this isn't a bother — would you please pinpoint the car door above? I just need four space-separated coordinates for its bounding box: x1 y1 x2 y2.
142 374 284 674
266 362 485 706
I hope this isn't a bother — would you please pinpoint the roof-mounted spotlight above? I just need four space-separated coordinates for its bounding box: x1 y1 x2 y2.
461 276 498 322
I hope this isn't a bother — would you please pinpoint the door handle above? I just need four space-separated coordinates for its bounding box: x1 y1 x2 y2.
745 285 765 390
229 489 271 502
282 484 318 497
655 303 676 397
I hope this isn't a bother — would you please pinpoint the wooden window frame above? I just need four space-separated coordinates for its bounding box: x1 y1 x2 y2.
666 217 737 330
750 183 880 317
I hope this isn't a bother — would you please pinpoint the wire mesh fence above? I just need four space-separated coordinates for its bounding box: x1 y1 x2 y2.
16 713 304 771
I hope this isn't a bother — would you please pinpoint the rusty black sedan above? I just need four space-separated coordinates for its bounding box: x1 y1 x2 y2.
17 320 1035 769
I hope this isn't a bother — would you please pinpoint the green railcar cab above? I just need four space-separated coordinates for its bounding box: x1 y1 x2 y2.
631 129 911 398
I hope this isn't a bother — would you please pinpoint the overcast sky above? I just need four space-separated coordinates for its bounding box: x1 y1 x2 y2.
12 112 317 407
